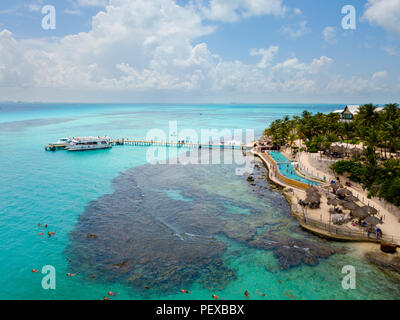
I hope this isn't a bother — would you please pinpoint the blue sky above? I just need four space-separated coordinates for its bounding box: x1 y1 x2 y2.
0 0 399 103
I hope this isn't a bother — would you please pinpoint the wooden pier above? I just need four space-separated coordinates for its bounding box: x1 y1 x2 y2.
45 139 247 151
111 139 245 149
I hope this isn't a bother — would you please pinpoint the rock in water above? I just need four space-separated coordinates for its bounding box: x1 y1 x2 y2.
381 242 397 254
65 153 337 294
248 234 335 270
365 251 400 274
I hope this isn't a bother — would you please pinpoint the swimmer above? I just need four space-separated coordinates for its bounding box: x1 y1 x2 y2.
32 269 40 273
244 290 249 299
39 233 44 236
256 289 266 297
108 291 120 297
212 294 219 300
180 289 190 294
66 272 79 277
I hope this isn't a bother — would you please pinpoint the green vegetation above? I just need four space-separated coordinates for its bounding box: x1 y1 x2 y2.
331 159 400 206
264 103 400 206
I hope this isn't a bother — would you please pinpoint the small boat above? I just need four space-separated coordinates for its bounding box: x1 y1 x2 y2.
50 137 70 147
67 136 112 151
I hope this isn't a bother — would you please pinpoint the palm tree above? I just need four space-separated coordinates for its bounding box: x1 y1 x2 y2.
288 132 297 154
356 103 378 129
383 103 399 122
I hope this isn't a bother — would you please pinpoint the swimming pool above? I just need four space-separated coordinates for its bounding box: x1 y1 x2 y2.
267 151 321 186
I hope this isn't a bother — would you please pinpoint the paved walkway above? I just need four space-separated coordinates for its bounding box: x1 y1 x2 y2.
255 147 400 244
296 151 400 240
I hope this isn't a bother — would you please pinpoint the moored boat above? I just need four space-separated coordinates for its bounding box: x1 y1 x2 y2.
67 136 112 151
49 137 70 147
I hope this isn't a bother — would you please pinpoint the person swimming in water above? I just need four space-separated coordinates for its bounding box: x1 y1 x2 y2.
66 272 79 277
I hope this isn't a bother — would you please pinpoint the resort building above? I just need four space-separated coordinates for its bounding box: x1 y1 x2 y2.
334 105 384 121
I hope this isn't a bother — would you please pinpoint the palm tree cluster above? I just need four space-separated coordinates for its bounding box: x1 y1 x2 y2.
264 103 400 206
264 103 400 155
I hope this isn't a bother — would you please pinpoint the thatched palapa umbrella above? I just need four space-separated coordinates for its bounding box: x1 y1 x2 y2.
331 182 343 190
337 188 352 197
352 207 370 219
327 193 338 200
360 205 378 216
305 194 321 204
259 136 272 145
345 195 359 202
342 201 359 211
365 216 381 226
330 145 346 154
350 148 363 157
327 198 341 206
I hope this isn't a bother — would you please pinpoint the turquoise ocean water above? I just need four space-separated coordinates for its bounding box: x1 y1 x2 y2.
1 103 399 300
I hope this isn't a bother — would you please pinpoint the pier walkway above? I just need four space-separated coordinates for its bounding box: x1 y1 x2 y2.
45 139 248 151
110 139 246 149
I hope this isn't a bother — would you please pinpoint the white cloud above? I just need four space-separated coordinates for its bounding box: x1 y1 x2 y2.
282 20 310 39
294 8 302 15
0 0 395 102
326 71 390 94
76 0 108 6
322 26 337 44
372 70 388 79
197 0 286 22
309 56 334 74
250 46 279 69
385 46 398 56
27 4 41 12
0 0 216 92
65 9 82 15
273 57 305 72
363 0 400 34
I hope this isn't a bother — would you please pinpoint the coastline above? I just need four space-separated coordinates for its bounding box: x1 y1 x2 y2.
252 147 400 277
252 148 390 244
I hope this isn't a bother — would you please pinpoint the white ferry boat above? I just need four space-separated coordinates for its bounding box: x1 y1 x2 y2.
66 136 112 151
